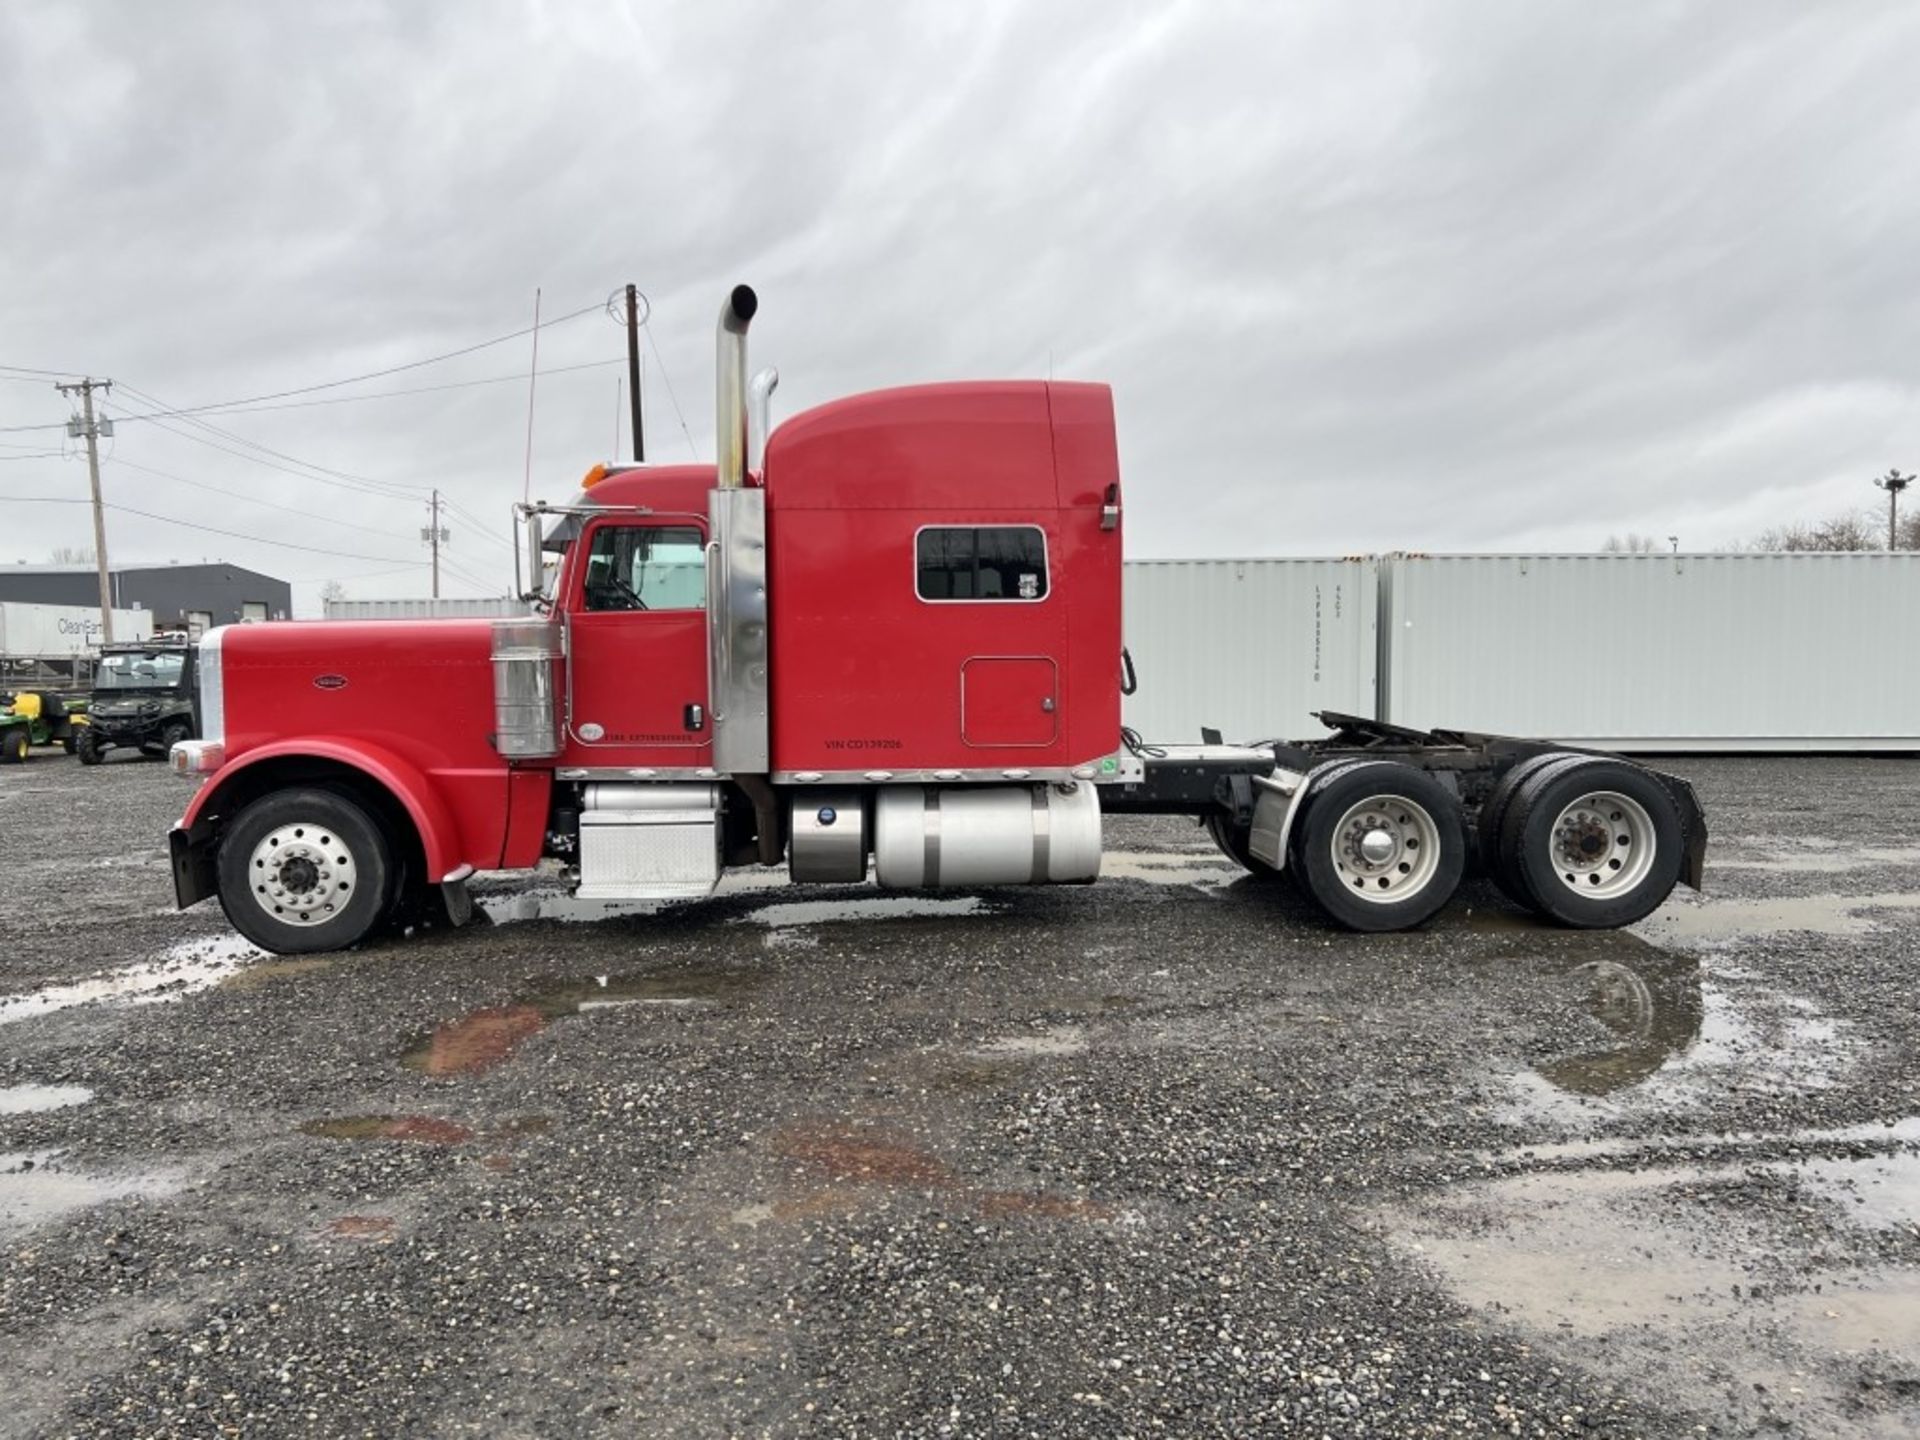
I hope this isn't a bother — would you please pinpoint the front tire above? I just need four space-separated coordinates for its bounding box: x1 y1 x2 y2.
1502 759 1683 928
1 729 27 765
75 728 105 765
1291 760 1466 932
1203 813 1258 871
217 788 392 954
159 720 192 755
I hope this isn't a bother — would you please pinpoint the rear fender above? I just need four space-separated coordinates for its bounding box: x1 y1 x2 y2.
174 740 464 907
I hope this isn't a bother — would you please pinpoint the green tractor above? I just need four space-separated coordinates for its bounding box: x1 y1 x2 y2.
0 690 88 764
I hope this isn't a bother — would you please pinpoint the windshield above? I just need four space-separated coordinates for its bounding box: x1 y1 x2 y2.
96 651 187 691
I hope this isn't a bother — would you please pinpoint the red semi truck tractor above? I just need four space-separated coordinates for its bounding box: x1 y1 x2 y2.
167 286 1706 955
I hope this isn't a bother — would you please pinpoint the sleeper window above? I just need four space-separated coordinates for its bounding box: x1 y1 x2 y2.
916 526 1048 601
583 525 706 611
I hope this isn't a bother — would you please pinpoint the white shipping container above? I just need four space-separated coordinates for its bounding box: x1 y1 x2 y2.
1380 552 1920 751
0 602 154 658
1122 558 1377 743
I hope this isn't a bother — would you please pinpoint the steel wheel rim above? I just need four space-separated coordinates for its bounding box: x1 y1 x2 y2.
1330 793 1443 904
248 823 357 927
1548 790 1655 900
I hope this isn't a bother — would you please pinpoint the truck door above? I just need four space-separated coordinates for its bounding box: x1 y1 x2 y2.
562 519 713 766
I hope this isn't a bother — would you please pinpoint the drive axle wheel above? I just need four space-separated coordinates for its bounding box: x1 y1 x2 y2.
1502 759 1683 928
216 787 391 954
1291 760 1465 932
1 729 27 764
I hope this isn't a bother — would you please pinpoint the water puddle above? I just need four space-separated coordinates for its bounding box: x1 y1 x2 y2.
1100 851 1243 890
402 969 762 1075
300 1115 475 1145
0 1084 94 1116
764 1121 1107 1225
1386 1161 1920 1433
327 1214 396 1241
1492 1117 1920 1168
1636 892 1920 945
1711 839 1920 875
735 896 985 927
0 1150 183 1235
1798 1150 1920 1231
0 934 264 1026
966 1024 1089 1059
1506 943 1855 1118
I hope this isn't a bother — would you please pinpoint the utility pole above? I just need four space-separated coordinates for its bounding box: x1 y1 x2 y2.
625 283 645 462
422 490 449 598
55 378 115 644
1874 469 1913 549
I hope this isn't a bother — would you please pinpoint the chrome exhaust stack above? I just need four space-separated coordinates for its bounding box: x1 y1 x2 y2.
748 366 779 473
715 284 758 489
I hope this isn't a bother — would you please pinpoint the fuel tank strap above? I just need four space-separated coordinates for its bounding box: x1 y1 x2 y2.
1030 786 1051 883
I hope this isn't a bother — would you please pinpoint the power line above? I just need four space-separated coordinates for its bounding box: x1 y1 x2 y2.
9 496 416 563
0 301 605 434
94 356 625 422
114 381 433 497
106 456 406 540
643 322 699 457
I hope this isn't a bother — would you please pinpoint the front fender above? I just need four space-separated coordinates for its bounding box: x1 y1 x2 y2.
179 738 465 883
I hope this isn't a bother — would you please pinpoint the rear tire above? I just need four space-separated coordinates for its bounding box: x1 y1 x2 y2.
75 728 105 765
1290 760 1466 932
1477 751 1579 906
216 788 392 954
1503 759 1683 928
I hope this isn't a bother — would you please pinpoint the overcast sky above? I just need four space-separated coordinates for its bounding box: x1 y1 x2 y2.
4 1 1918 614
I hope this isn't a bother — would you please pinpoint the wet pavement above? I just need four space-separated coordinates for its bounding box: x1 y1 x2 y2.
0 757 1917 1436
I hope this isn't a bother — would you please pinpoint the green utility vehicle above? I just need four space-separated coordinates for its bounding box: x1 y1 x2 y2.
78 640 199 764
0 691 87 763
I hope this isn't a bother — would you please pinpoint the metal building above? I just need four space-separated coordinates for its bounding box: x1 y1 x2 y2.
0 562 291 635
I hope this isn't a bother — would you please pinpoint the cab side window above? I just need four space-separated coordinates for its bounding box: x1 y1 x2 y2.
583 525 706 611
916 526 1048 602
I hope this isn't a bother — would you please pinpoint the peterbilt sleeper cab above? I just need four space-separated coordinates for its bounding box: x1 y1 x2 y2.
168 285 1706 955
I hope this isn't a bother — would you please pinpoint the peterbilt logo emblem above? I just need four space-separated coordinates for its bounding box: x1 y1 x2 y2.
313 674 348 691
578 722 606 741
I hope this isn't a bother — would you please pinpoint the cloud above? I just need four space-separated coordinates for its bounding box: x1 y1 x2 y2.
3 0 1918 612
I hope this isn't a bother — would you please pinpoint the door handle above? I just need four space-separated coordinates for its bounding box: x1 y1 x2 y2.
685 702 706 732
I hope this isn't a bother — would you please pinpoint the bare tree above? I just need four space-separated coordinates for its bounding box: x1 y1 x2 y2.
1749 509 1879 552
1601 533 1661 553
48 545 96 564
318 579 347 609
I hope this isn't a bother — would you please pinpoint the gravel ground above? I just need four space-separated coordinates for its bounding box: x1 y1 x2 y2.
1 752 1917 1438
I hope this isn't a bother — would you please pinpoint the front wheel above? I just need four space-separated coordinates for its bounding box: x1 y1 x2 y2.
159 720 192 755
1291 760 1466 932
216 788 392 954
1 728 27 765
75 728 105 765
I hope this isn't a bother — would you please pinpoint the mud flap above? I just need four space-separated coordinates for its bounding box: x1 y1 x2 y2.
169 825 216 909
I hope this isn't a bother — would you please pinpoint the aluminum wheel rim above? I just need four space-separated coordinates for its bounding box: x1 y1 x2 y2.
248 823 357 927
1549 790 1656 900
1330 794 1442 904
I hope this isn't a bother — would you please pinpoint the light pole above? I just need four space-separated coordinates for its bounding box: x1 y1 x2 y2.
1874 469 1913 550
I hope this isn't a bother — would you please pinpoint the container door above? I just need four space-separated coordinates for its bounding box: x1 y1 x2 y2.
562 520 713 765
961 656 1058 747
